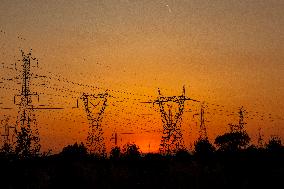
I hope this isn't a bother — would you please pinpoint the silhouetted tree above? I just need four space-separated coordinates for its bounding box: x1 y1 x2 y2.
60 142 88 159
110 146 121 160
266 136 283 153
194 138 215 158
215 131 250 152
244 144 265 160
246 144 258 153
0 143 15 159
175 148 192 161
144 153 163 161
122 143 141 160
40 149 52 158
15 126 41 158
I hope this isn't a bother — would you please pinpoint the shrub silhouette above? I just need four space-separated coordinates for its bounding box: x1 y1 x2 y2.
15 126 41 158
60 142 88 159
122 143 141 160
194 138 215 158
0 143 15 159
144 152 163 161
215 131 250 152
266 136 283 153
110 146 121 160
175 148 192 161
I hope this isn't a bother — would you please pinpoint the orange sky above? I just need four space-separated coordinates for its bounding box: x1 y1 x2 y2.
0 0 283 153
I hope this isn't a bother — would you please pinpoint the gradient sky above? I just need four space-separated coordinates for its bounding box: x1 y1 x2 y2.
0 0 283 153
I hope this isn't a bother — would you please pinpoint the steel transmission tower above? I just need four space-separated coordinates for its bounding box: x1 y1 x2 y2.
257 127 264 148
198 102 208 140
14 50 40 157
110 132 118 146
0 116 15 147
238 106 246 130
80 92 108 155
143 86 199 155
229 106 247 132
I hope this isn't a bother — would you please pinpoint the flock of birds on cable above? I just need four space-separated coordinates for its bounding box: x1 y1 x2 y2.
0 29 282 151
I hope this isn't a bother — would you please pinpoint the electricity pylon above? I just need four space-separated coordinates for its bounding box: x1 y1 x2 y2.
14 50 40 158
142 86 199 155
80 92 108 156
229 106 247 132
110 132 118 146
0 116 15 146
257 127 264 148
196 102 208 140
0 116 15 154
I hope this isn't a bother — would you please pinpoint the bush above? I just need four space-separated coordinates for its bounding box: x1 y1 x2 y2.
266 136 283 153
175 148 192 161
194 138 215 158
122 143 141 160
60 142 88 159
0 143 15 160
215 131 250 152
109 146 121 160
144 153 163 161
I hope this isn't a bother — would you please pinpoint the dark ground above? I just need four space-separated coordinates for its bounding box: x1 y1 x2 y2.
0 152 283 189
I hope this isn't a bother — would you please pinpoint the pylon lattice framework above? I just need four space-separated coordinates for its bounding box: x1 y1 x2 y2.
0 116 15 145
14 50 40 157
198 102 208 140
151 86 196 155
229 106 246 133
81 92 108 155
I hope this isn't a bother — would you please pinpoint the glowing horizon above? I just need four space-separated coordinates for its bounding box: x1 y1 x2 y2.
0 0 283 153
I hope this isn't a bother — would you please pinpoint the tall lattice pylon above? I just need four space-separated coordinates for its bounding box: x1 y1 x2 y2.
14 50 40 158
0 116 15 148
0 117 14 155
198 102 208 140
81 92 108 156
143 86 199 155
229 106 247 133
257 127 264 148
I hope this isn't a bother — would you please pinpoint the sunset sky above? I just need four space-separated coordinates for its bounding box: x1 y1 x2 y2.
0 0 283 153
